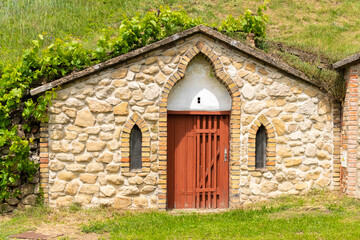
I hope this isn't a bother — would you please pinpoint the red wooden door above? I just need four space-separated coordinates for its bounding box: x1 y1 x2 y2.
167 112 229 209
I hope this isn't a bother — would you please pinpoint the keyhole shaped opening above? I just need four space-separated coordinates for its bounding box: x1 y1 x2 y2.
197 97 201 104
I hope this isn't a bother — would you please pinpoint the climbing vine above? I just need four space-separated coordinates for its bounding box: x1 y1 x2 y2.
0 4 269 200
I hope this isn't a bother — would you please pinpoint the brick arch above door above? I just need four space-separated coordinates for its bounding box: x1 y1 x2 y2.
157 41 241 209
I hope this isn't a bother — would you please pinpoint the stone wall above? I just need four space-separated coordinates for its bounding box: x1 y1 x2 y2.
45 33 337 208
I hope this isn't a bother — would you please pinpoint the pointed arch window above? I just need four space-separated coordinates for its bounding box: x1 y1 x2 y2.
255 125 267 169
130 124 142 170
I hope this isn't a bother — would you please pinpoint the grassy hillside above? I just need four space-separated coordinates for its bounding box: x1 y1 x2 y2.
1 0 360 65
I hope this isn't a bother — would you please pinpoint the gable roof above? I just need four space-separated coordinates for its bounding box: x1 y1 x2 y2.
332 52 360 70
30 25 321 96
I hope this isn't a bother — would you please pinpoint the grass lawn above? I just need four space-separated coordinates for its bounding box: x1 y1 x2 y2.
1 0 360 65
1 191 360 239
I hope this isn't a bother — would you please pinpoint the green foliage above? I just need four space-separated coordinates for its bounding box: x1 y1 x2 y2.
0 5 268 201
219 1 268 38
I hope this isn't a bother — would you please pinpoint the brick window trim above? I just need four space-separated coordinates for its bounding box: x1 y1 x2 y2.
247 114 276 172
120 113 151 174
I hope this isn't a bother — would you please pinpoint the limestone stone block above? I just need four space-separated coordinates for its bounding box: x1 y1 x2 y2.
85 126 101 135
244 102 265 114
70 142 85 154
83 87 94 96
79 185 100 195
115 87 132 100
144 174 157 185
113 79 127 87
98 152 114 163
315 178 330 188
65 181 80 196
49 161 65 171
280 115 292 122
75 153 93 162
305 145 316 157
276 99 286 107
305 170 321 181
74 109 95 127
67 125 83 133
119 186 140 196
56 196 74 207
65 131 78 140
114 196 132 209
278 182 293 192
284 104 298 113
275 172 286 182
143 66 159 75
299 100 315 115
318 99 331 115
150 163 158 172
74 194 92 205
107 140 119 151
156 72 167 85
128 176 144 185
277 146 292 158
65 98 85 108
106 164 120 173
245 74 260 85
271 118 285 136
295 182 308 191
51 130 64 140
56 153 73 162
266 108 282 118
113 102 129 115
106 175 125 185
242 83 255 100
86 141 106 152
100 132 113 141
144 113 158 121
268 82 292 97
51 141 70 153
111 68 128 79
132 89 144 101
50 181 67 192
284 158 302 167
62 107 77 118
50 113 70 124
261 182 278 193
80 174 98 184
22 194 37 206
134 196 148 208
86 98 113 113
95 86 115 99
58 171 76 181
100 186 116 197
141 186 156 194
316 150 329 160
66 164 86 172
244 62 256 73
144 83 160 101
86 162 104 173
6 197 19 206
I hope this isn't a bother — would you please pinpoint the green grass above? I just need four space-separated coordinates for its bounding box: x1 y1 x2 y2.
1 0 360 65
81 195 360 239
1 191 360 239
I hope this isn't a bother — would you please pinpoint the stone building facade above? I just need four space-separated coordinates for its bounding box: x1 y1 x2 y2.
30 25 340 209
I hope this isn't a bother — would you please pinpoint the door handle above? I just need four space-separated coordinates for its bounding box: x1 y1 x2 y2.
224 148 227 162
